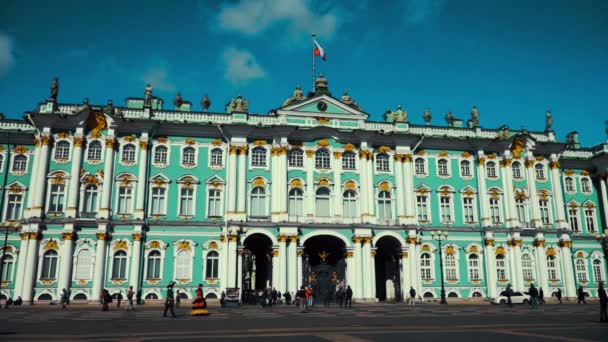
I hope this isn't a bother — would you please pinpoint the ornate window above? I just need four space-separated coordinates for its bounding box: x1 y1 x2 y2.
420 253 432 280
342 151 356 170
584 207 597 233
511 161 523 179
0 154 4 172
593 259 604 283
117 186 133 215
74 249 92 280
182 146 196 166
439 195 452 223
437 159 449 176
468 253 480 281
12 154 27 172
175 250 192 280
146 250 162 279
568 206 580 232
315 148 330 169
48 184 66 213
489 197 501 224
179 188 194 216
486 161 497 178
460 160 471 177
154 145 168 164
288 188 304 218
112 250 128 279
522 254 534 281
342 190 358 218
515 197 529 225
445 253 457 280
535 164 546 180
87 140 103 162
414 158 426 175
250 187 267 217
546 255 558 281
6 193 23 220
576 258 588 282
377 190 392 222
41 250 58 279
251 147 267 167
1 255 14 281
462 196 475 223
205 251 219 279
288 148 303 167
539 199 551 225
55 141 70 160
83 185 98 214
581 178 591 193
122 144 136 163
315 187 331 217
564 177 575 192
207 189 222 217
416 195 429 222
495 255 507 281
376 153 390 172
150 187 166 216
210 148 223 167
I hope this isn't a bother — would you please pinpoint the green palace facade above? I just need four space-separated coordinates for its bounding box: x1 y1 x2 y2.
1 75 607 303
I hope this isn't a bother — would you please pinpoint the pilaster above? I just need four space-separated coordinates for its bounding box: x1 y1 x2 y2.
296 247 303 290
12 231 30 298
476 152 491 227
129 228 143 291
598 174 608 231
271 248 279 289
526 155 541 228
533 233 548 292
394 154 406 223
352 236 363 299
227 146 238 217
134 135 149 220
558 235 576 298
483 233 497 298
58 226 75 293
236 146 247 220
549 156 567 229
501 154 518 227
403 153 416 224
66 134 84 218
21 227 40 303
287 236 298 293
91 229 109 301
30 133 52 218
278 234 287 293
333 151 343 219
98 137 116 219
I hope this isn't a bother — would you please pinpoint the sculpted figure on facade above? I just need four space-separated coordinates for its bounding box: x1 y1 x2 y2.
471 106 479 127
50 77 59 101
104 100 114 116
144 84 153 106
423 108 432 125
340 90 360 110
392 105 408 123
545 110 553 131
282 85 307 107
445 111 454 127
174 92 184 109
231 95 248 112
201 95 211 112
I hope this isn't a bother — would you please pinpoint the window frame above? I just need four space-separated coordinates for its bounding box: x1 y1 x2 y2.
437 158 450 177
120 143 137 164
342 151 357 170
86 140 103 164
288 148 304 168
53 140 71 161
315 148 331 169
375 153 391 173
209 147 224 168
414 158 427 176
153 144 169 166
460 160 472 178
181 146 197 168
205 250 220 279
250 146 268 168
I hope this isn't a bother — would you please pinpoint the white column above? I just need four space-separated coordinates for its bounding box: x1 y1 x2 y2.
271 147 280 222
271 248 279 289
414 242 423 294
353 237 363 299
288 236 297 293
600 176 608 230
134 137 149 220
550 157 567 229
24 143 41 218
219 235 228 293
403 154 416 224
227 235 237 287
129 231 143 291
526 157 541 228
366 153 375 221
508 241 517 290
362 237 372 299
534 234 548 292
501 156 518 227
359 151 369 221
91 232 108 301
278 235 287 293
370 247 377 301
395 155 405 223
58 230 75 293
21 231 40 303
237 249 243 291
304 150 314 218
296 248 303 290
31 134 52 217
13 232 30 298
345 249 354 289
559 236 576 298
333 152 343 219
401 250 409 299
236 147 247 218
66 136 84 218
98 137 116 219
278 146 288 221
227 147 238 215
512 237 524 292
484 234 497 298
476 154 491 227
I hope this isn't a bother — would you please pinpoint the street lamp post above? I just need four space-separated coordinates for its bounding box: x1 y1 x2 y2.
431 230 449 304
0 222 20 306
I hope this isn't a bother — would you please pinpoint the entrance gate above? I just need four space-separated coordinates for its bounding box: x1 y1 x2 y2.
303 235 346 302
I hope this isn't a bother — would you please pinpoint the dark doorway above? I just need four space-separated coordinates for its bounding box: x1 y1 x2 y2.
375 236 402 301
303 235 347 303
243 233 273 291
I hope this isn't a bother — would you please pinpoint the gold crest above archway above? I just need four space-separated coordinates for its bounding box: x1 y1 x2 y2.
87 111 107 131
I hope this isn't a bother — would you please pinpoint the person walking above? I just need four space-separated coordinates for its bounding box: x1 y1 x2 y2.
345 286 353 308
101 289 111 311
297 286 306 312
272 288 278 305
60 288 68 309
116 291 122 308
599 282 607 322
192 284 209 316
578 285 587 304
505 284 513 307
163 282 176 318
409 287 416 306
526 284 539 309
556 288 562 304
539 287 545 305
220 291 226 307
336 287 344 308
127 286 135 311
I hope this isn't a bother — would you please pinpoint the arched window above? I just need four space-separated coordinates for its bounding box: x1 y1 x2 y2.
251 147 267 167
12 154 27 172
288 188 303 218
210 148 223 166
207 189 222 217
495 254 507 281
437 159 449 176
250 187 267 217
593 259 604 283
445 253 457 280
154 145 168 164
55 141 70 160
315 149 330 169
182 146 196 166
376 153 389 172
150 187 166 215
489 197 501 224
515 197 529 224
342 190 358 218
6 193 23 220
535 164 545 180
83 185 98 214
288 148 303 167
414 158 426 175
439 195 452 223
486 161 497 178
539 199 551 224
145 293 158 300
122 144 136 163
416 194 429 222
581 178 591 193
584 207 597 232
522 254 534 281
462 196 475 223
205 251 219 279
377 190 392 222
74 249 92 280
511 161 523 179
568 205 580 232
49 183 66 213
1 255 14 281
575 258 588 282
342 151 356 170
179 187 194 216
175 250 192 280
564 177 575 192
41 250 58 279
546 255 558 281
117 186 133 214
460 160 471 177
420 253 432 280
315 187 331 217
112 250 127 279
146 250 162 279
87 140 103 161
472 292 483 298
468 253 480 281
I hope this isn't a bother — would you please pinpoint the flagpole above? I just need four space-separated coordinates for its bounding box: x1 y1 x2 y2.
312 32 316 92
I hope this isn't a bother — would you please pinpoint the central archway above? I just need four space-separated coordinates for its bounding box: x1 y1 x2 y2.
303 235 347 303
374 236 403 301
242 233 273 292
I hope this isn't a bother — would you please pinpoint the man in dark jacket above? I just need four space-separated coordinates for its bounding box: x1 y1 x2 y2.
345 286 353 308
578 285 587 304
556 288 562 304
598 282 607 322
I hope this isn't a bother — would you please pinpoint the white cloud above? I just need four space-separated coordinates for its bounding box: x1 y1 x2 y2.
0 33 16 76
221 47 266 86
139 61 176 92
402 0 446 24
216 0 338 42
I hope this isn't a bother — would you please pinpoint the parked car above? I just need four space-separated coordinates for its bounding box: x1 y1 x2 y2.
491 291 530 305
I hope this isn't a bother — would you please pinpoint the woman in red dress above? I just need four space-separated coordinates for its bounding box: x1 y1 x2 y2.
191 284 209 316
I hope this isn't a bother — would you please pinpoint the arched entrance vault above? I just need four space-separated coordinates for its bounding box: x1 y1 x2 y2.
242 233 274 292
374 235 403 301
303 235 348 303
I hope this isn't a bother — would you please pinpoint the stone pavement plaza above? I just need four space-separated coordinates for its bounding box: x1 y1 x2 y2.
0 302 607 342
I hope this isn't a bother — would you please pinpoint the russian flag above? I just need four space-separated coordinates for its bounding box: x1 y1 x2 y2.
313 39 326 61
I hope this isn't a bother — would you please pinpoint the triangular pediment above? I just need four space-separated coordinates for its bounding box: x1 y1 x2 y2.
278 95 368 120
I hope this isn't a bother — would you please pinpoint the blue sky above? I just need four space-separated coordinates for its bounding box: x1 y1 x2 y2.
0 0 606 146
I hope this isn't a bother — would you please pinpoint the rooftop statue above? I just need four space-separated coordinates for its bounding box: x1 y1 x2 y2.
392 105 408 123
201 95 211 112
281 85 307 107
340 90 360 110
144 84 153 106
445 111 454 127
313 73 330 96
471 106 479 127
174 92 184 109
50 77 59 101
423 108 432 125
230 95 248 112
545 110 553 132
104 100 114 116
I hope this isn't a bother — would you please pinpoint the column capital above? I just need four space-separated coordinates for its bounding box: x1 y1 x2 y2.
406 236 418 245
61 232 75 241
297 249 304 257
139 140 149 150
512 239 522 247
525 159 535 168
40 135 52 146
20 232 29 240
289 235 298 243
73 137 84 148
558 240 572 248
278 234 288 243
533 239 545 247
550 161 560 169
401 251 408 258
477 157 486 166
96 232 110 241
272 249 279 257
484 238 495 247
132 233 143 241
105 138 116 149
